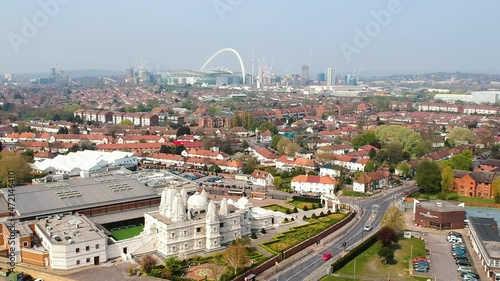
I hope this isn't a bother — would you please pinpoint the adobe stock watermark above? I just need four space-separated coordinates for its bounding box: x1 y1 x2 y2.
213 0 243 21
7 0 71 54
340 0 404 63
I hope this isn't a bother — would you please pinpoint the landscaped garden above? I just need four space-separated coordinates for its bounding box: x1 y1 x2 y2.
262 204 297 214
261 212 346 254
411 191 495 204
286 196 323 210
325 238 427 281
111 225 144 240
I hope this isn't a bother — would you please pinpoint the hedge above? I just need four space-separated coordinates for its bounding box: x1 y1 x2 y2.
330 234 378 273
292 195 322 203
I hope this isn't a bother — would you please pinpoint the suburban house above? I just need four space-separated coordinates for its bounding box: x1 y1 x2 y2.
146 153 185 167
333 155 368 172
275 156 319 171
230 127 251 137
291 175 338 194
319 163 342 178
250 147 278 165
250 170 274 186
475 159 500 172
259 130 273 143
353 170 390 193
452 170 499 198
181 149 229 160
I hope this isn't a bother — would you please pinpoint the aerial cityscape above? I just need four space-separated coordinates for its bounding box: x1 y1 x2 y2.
1 1 500 281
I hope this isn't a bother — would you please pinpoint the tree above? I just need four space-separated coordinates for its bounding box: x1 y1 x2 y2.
375 125 424 157
271 134 282 150
351 131 378 149
0 152 32 187
209 164 222 173
242 156 257 174
222 242 248 275
447 127 476 145
381 206 404 233
364 160 377 172
416 160 441 194
273 176 283 189
164 257 182 274
0 140 3 152
139 255 156 274
277 137 300 156
492 144 500 160
396 162 411 178
450 150 473 171
206 263 225 281
258 121 278 135
378 246 394 264
493 177 500 204
57 126 68 134
176 126 191 137
120 119 133 126
441 166 454 194
414 140 432 157
368 148 377 159
377 226 398 246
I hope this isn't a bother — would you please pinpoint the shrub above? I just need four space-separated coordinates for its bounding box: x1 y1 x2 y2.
319 211 325 217
283 218 289 222
293 207 298 213
285 209 291 214
290 218 295 221
311 213 317 218
303 215 308 220
303 205 309 211
261 228 267 234
250 232 257 239
447 194 459 201
128 267 134 276
437 192 447 200
327 209 332 215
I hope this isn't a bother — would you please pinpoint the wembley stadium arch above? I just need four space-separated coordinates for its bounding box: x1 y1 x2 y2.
201 48 246 84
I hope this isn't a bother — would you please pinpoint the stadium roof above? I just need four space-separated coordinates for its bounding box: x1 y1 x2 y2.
32 150 135 173
3 175 158 219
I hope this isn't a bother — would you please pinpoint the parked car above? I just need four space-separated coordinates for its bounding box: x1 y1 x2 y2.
412 257 427 263
364 225 373 232
247 181 253 185
414 266 428 272
322 252 332 261
457 259 472 266
457 266 472 273
462 272 480 279
413 261 429 269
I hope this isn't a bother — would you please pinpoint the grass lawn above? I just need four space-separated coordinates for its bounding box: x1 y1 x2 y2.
342 190 369 197
262 204 295 213
286 200 321 210
413 192 494 204
333 238 426 281
261 213 346 254
111 225 144 240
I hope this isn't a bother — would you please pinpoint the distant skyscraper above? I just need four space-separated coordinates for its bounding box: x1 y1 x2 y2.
301 65 309 86
327 68 334 86
4 73 13 82
125 68 134 79
317 73 325 83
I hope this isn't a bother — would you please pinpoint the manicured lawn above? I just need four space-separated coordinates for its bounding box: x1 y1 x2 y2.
286 200 321 210
111 225 144 240
342 190 369 197
262 204 295 213
261 213 346 254
333 238 426 280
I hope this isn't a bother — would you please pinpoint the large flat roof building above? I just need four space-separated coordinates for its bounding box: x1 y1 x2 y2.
2 175 160 220
468 217 500 279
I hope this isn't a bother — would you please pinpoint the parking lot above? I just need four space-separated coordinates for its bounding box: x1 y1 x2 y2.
425 232 467 281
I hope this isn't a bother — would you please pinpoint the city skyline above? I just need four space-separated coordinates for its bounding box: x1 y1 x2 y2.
1 0 500 76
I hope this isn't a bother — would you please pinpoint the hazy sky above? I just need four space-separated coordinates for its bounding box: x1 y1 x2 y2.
1 0 500 76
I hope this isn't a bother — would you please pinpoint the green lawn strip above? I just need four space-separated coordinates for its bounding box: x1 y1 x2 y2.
260 213 346 254
111 225 144 240
342 191 369 197
335 238 426 279
286 200 321 210
413 191 494 204
262 204 293 213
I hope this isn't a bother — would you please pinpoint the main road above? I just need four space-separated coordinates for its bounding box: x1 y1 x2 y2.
273 182 418 281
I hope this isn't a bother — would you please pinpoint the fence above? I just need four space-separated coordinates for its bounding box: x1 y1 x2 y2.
231 211 356 281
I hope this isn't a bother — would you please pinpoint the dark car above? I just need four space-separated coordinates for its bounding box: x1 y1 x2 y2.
457 259 472 266
414 266 428 272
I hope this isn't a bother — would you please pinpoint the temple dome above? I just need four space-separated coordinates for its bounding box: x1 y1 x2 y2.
187 192 208 210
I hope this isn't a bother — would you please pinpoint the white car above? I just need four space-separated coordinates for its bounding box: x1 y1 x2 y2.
457 266 472 273
364 225 373 232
